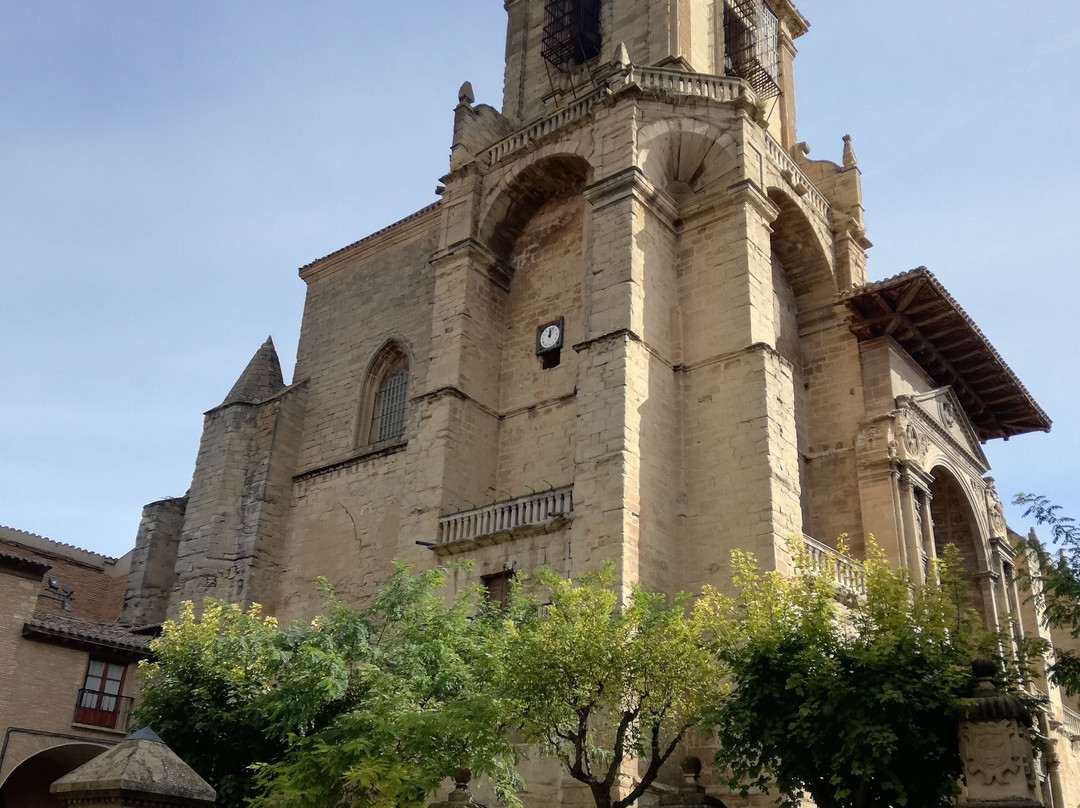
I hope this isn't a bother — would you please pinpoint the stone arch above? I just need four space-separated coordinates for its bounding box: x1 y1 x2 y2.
928 463 992 625
766 189 836 537
479 150 594 262
637 118 740 204
1 742 108 806
356 339 412 446
927 463 989 570
767 188 836 310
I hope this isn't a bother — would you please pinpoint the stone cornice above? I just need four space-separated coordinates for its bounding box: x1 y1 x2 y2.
298 202 442 284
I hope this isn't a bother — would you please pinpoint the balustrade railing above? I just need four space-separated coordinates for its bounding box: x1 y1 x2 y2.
482 65 829 226
438 485 574 545
763 135 830 219
618 66 748 102
484 67 748 167
1062 705 1080 738
797 534 866 595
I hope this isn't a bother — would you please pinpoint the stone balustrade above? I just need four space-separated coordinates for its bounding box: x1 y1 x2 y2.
437 485 574 545
1062 705 1080 738
798 533 866 595
617 65 749 103
763 134 830 219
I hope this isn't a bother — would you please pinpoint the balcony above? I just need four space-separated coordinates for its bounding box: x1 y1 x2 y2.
1062 705 1080 740
73 688 134 732
437 485 574 551
796 534 866 596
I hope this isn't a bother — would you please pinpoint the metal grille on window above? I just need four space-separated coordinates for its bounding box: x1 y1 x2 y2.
723 0 780 100
541 0 602 69
373 363 408 441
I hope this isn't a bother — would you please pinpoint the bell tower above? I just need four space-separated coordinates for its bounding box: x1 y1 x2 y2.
501 0 806 148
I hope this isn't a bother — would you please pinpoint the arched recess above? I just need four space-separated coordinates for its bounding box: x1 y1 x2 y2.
1 742 108 807
767 189 836 311
928 464 991 623
767 189 836 538
356 341 411 446
479 152 593 263
486 153 590 501
637 118 740 206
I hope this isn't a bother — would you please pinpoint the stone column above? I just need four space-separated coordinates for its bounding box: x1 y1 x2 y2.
899 471 925 585
956 660 1042 808
920 488 938 565
51 727 215 808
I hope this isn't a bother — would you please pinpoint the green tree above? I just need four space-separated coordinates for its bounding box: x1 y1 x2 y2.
1014 493 1080 694
490 567 730 808
710 544 977 808
133 600 281 807
135 565 520 808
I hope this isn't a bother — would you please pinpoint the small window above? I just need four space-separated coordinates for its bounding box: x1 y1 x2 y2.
359 343 410 446
74 659 128 730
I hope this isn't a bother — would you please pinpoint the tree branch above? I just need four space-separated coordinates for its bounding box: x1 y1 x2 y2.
602 706 641 790
615 721 690 808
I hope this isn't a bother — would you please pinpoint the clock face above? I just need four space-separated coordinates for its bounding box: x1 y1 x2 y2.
536 318 564 354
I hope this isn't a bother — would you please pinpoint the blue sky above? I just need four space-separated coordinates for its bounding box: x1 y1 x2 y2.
2 1 1077 559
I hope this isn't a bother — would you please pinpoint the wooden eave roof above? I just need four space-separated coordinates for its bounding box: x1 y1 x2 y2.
23 612 153 659
841 268 1051 441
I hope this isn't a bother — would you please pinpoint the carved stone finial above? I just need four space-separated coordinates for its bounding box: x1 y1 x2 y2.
842 134 857 169
458 81 475 106
613 41 631 68
794 141 810 158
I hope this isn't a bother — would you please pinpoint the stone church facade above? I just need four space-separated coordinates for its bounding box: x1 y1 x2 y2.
116 0 1079 804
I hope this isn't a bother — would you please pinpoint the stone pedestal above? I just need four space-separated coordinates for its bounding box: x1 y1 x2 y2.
51 727 215 808
429 768 488 808
660 757 727 808
956 660 1043 808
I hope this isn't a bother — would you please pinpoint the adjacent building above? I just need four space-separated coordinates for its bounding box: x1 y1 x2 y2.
0 527 151 807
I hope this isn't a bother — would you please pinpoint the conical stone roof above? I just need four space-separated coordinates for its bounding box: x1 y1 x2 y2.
220 336 284 406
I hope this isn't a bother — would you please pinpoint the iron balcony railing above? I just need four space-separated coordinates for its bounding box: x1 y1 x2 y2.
73 688 134 732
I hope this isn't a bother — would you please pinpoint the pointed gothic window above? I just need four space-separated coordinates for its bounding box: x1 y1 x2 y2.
360 343 410 445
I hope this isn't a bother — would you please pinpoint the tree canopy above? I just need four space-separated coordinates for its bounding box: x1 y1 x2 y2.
134 565 519 808
489 566 730 808
709 544 978 808
1015 493 1080 695
137 548 990 808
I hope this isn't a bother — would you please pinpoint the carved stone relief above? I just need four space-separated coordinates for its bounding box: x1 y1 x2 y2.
959 719 1038 802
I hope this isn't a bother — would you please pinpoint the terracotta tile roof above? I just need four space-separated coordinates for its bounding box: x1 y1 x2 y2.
841 267 1051 440
0 549 51 577
23 611 154 657
0 524 118 565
